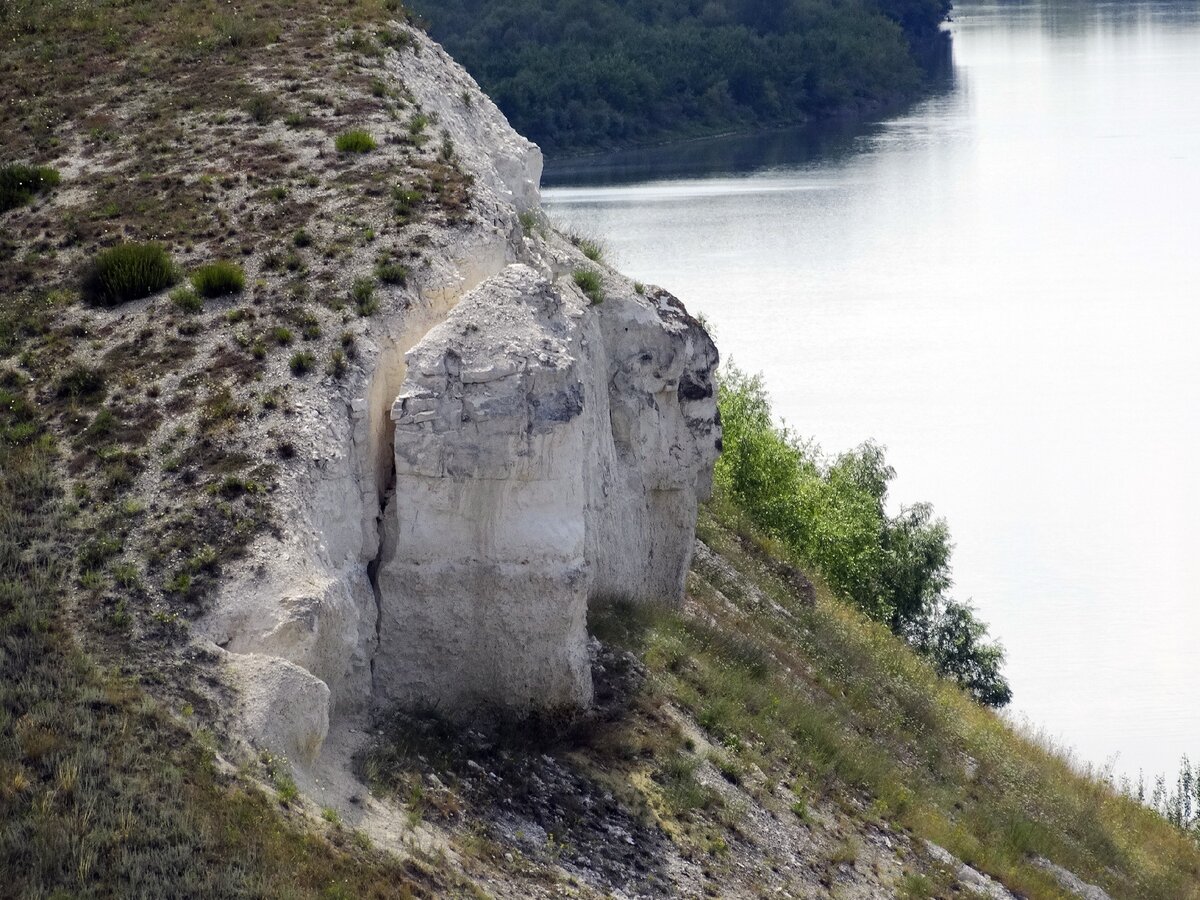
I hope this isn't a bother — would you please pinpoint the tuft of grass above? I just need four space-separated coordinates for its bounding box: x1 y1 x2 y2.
573 268 603 305
657 752 716 816
0 163 61 212
408 112 430 137
327 349 348 379
392 185 423 223
518 209 538 235
350 277 378 316
81 243 178 306
169 286 203 313
289 351 315 376
335 129 377 153
190 262 245 297
55 366 105 403
375 261 408 285
245 93 275 124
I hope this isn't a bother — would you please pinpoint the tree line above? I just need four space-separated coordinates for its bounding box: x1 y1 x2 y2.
408 0 951 154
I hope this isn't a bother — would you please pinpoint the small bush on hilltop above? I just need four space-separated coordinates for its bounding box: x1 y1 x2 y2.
715 366 1011 706
81 242 178 306
191 261 245 298
0 163 60 212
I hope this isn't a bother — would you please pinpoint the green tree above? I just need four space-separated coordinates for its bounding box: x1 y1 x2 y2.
714 366 1011 707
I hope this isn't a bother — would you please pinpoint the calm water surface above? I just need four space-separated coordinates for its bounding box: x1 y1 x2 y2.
544 0 1200 780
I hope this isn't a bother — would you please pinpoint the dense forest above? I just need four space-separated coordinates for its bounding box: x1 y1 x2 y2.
408 0 952 154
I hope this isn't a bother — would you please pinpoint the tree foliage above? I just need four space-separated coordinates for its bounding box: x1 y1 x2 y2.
409 0 950 154
715 367 1011 706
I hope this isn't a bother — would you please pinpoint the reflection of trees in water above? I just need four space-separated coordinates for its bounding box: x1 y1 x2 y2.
542 90 957 187
963 0 1199 39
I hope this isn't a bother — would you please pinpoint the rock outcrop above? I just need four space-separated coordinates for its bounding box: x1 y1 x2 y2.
374 265 719 712
198 22 718 764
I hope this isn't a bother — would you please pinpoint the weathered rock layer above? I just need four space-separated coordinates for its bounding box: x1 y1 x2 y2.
199 22 718 764
375 265 719 712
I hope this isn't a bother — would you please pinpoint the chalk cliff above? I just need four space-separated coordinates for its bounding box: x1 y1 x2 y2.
376 263 719 712
197 24 719 765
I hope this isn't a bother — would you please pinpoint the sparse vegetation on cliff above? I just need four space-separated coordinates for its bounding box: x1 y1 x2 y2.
572 267 603 304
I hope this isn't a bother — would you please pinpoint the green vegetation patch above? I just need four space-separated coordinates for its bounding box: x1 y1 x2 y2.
716 367 1010 706
335 129 378 153
81 242 178 307
573 268 603 305
191 261 246 298
0 163 60 213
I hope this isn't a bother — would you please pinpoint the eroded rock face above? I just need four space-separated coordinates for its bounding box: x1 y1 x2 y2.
199 21 717 762
374 264 720 713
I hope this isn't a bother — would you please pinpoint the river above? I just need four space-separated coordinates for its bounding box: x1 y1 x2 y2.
543 0 1200 782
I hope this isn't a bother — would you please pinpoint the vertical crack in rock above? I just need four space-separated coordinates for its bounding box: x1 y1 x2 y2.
366 483 394 693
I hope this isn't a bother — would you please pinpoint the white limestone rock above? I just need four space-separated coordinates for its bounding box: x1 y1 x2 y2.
374 264 720 713
224 651 331 767
198 23 542 762
199 21 718 757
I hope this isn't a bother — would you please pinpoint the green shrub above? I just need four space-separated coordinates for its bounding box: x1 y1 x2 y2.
335 130 377 153
170 286 203 313
351 277 378 316
573 268 603 304
376 261 408 285
0 163 61 212
191 261 245 298
715 367 1011 707
289 351 316 375
81 242 178 306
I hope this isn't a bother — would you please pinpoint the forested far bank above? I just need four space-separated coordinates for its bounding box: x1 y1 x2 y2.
408 0 952 155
